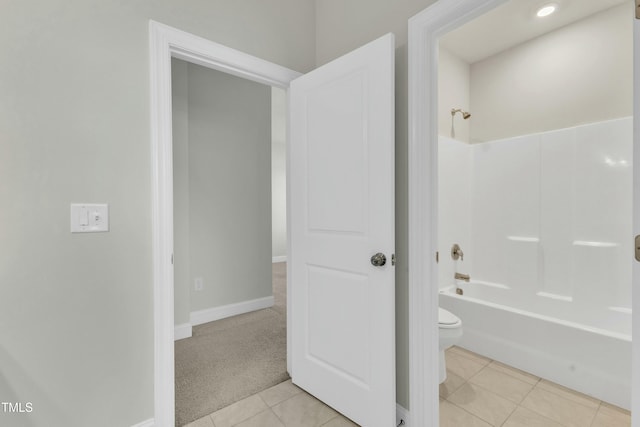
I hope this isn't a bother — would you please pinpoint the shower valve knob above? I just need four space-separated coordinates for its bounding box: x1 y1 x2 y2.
451 244 464 261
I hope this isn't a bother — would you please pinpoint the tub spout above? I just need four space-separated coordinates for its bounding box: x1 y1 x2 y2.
455 272 470 282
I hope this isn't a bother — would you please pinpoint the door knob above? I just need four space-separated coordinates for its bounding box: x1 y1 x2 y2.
371 252 387 267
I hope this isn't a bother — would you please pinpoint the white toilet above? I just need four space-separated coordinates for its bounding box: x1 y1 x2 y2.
438 307 463 383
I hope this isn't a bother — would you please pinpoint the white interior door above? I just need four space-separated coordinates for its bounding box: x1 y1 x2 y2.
289 33 396 427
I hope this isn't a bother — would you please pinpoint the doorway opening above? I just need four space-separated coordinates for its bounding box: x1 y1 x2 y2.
170 58 290 425
151 22 398 427
149 21 300 426
409 0 637 426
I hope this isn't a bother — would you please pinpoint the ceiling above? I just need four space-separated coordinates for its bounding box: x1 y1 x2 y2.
440 0 629 64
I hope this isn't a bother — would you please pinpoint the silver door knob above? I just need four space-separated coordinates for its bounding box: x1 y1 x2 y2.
371 252 387 267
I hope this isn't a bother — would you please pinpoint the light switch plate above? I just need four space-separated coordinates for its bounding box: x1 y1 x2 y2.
70 203 109 233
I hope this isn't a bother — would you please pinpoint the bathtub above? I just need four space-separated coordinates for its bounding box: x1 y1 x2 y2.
439 281 632 409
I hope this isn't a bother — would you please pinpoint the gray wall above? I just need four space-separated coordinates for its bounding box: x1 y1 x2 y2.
0 1 315 426
174 60 277 324
315 0 438 410
1 0 454 422
470 3 633 143
180 62 272 314
438 48 471 142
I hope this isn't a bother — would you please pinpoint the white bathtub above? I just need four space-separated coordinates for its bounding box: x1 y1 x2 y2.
439 281 632 409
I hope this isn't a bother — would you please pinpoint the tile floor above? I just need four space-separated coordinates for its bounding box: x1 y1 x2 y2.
183 379 358 427
440 346 631 427
184 345 631 427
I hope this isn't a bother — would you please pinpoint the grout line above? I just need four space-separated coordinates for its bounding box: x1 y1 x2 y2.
587 402 603 427
269 404 287 427
319 414 342 427
521 384 598 427
445 377 515 426
443 352 609 427
446 398 498 427
464 380 520 404
440 370 466 397
485 360 541 385
448 346 492 366
269 408 286 427
499 403 519 427
256 392 270 409
446 357 540 427
519 377 541 404
236 408 281 427
533 380 601 411
451 375 592 427
515 404 571 427
470 362 491 379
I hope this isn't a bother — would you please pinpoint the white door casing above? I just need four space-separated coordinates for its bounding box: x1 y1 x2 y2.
289 33 396 427
410 1 638 426
632 8 639 427
409 2 512 425
149 21 301 427
151 22 398 427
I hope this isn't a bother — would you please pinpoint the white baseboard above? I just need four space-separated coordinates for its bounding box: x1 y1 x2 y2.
272 255 287 263
396 404 409 426
174 322 193 341
190 296 275 326
130 418 154 427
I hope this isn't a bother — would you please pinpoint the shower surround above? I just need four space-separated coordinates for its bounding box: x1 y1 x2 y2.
438 117 632 409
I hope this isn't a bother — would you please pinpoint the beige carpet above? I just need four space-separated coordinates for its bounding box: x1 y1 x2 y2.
175 263 288 426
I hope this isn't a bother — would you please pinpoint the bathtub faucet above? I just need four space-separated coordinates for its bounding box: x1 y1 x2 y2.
454 272 470 282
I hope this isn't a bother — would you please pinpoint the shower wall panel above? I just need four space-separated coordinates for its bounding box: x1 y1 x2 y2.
470 133 540 290
439 117 632 319
437 137 472 289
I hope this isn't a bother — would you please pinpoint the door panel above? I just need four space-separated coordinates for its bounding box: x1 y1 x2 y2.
306 72 367 234
307 266 369 382
289 33 396 427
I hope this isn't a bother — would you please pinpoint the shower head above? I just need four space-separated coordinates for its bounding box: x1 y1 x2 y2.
450 108 471 139
451 108 471 119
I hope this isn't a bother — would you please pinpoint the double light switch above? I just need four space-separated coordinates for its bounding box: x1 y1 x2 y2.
70 203 109 233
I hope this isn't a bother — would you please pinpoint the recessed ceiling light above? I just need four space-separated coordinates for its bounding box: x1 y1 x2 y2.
536 3 557 18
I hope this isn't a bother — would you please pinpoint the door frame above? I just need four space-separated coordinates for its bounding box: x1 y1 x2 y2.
408 1 639 426
634 9 640 427
149 20 300 426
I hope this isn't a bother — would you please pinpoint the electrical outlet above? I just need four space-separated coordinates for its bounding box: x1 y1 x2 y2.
194 277 203 291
